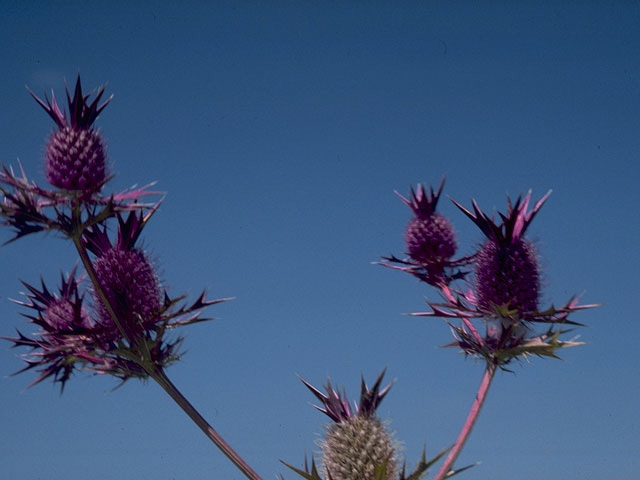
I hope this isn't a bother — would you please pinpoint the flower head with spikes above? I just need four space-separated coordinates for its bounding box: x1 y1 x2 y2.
452 190 549 316
1 269 103 389
299 370 398 480
83 209 162 337
283 371 455 480
29 76 112 193
380 178 473 287
1 78 158 244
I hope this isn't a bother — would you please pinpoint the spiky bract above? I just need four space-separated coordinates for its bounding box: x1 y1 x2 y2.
29 76 112 192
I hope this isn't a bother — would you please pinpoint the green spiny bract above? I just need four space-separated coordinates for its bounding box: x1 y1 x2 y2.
301 371 398 480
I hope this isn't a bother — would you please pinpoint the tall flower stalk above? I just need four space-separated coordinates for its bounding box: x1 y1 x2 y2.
1 77 262 480
383 180 597 479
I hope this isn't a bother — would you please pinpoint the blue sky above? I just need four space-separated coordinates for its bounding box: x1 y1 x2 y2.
0 2 638 479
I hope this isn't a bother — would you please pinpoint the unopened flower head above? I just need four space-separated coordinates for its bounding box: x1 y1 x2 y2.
400 178 457 265
83 211 161 333
453 191 550 317
301 371 397 480
29 76 112 193
381 178 472 287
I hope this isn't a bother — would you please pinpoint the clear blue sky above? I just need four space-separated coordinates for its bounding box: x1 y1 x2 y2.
1 2 638 479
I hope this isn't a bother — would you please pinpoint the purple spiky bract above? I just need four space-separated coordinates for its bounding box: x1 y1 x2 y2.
30 76 112 193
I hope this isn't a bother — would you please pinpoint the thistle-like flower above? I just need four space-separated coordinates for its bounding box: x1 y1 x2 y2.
2 269 101 388
403 180 457 265
381 178 471 287
283 372 448 480
83 210 162 337
29 76 112 193
1 79 156 244
301 371 397 480
453 190 548 317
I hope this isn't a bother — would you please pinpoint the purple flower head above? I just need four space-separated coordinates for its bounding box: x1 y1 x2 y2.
381 178 472 286
29 76 112 193
83 211 161 334
452 190 550 316
400 178 457 263
300 369 392 422
2 269 103 389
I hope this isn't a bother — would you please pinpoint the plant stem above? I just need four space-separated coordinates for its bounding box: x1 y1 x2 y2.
433 362 497 480
152 368 263 480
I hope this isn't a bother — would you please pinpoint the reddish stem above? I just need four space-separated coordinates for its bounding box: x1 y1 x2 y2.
152 368 263 480
433 362 497 480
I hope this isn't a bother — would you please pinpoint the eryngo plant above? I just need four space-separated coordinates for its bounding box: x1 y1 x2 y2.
382 180 597 480
1 77 262 480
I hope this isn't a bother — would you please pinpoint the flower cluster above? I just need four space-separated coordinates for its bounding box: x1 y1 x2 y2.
1 77 226 389
383 181 595 367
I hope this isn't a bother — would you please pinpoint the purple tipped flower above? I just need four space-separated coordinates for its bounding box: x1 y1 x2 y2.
84 211 161 334
453 190 550 316
401 179 457 264
2 269 100 388
29 76 112 192
381 178 472 286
